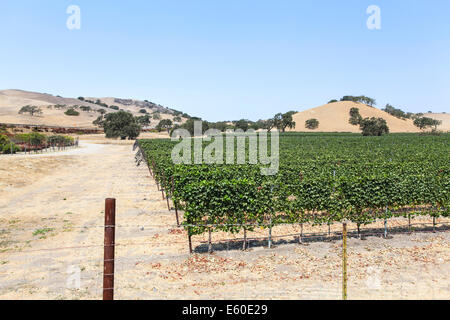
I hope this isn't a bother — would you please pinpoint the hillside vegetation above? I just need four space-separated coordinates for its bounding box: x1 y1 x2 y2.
0 89 190 128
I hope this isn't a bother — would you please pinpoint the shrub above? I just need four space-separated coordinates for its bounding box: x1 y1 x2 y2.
1 134 21 154
305 118 319 130
359 117 389 136
79 106 92 112
0 134 8 146
64 108 80 116
2 142 20 154
18 105 42 116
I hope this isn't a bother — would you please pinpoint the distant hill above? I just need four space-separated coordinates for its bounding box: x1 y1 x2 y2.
287 101 448 133
0 89 189 128
426 113 450 132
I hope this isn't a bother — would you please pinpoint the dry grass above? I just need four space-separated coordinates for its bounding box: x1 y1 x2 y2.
289 101 425 133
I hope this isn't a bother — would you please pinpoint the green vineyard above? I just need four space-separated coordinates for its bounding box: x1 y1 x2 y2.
137 132 450 238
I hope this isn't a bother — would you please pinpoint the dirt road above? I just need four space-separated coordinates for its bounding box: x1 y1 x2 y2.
0 139 449 299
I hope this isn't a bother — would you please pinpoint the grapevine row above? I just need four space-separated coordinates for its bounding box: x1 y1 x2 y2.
138 133 449 237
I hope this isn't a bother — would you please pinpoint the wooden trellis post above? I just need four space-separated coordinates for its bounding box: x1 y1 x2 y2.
342 222 348 300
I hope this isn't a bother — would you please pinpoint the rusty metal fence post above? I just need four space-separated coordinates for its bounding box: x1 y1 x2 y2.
103 198 116 300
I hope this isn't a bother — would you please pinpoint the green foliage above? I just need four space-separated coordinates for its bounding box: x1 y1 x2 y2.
195 121 232 133
281 111 296 132
135 114 151 126
273 111 296 132
47 135 74 145
177 119 208 136
234 119 250 131
340 95 376 106
262 119 275 132
413 117 442 130
0 134 20 154
349 107 362 125
110 105 119 111
138 133 450 238
273 113 283 131
173 116 182 123
103 110 141 140
305 118 319 130
94 99 109 109
248 120 264 131
139 109 148 114
33 228 54 237
79 106 92 112
152 112 161 120
382 104 411 119
64 108 80 116
156 119 173 132
328 99 338 103
2 142 20 154
15 132 47 145
93 115 105 127
0 134 8 146
18 105 42 116
359 117 389 136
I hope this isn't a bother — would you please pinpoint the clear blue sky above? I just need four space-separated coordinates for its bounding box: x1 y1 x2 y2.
1 0 449 121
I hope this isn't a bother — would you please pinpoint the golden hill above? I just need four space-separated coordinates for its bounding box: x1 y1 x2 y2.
426 113 450 132
288 101 423 133
0 89 187 128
